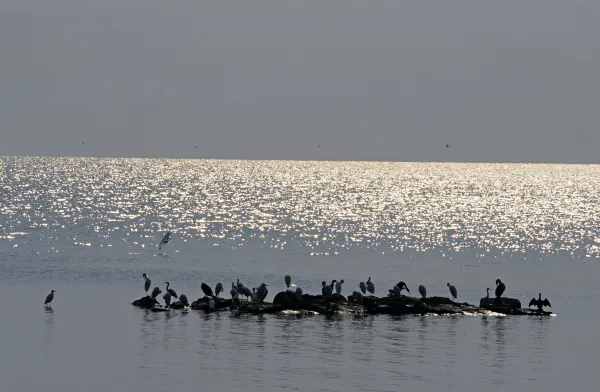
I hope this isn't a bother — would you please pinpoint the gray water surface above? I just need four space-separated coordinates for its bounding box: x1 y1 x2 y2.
1 157 599 391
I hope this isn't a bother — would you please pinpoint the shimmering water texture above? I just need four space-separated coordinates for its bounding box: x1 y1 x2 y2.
2 157 600 258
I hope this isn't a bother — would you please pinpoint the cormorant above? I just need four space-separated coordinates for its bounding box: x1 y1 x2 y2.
418 285 426 299
529 293 551 311
201 283 213 297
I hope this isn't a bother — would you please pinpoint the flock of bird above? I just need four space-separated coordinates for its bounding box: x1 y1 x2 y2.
43 274 551 312
42 233 552 312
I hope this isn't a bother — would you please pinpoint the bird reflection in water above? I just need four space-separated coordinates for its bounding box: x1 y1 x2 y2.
491 317 508 372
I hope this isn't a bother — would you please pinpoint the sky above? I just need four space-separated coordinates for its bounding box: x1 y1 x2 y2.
1 0 599 163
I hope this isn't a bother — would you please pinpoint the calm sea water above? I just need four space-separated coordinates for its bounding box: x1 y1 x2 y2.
1 157 600 391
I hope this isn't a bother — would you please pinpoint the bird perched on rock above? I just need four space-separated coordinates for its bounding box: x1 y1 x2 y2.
335 279 344 295
366 277 375 295
418 285 426 299
529 293 551 311
322 281 333 298
164 282 178 299
359 281 367 294
257 283 268 302
151 287 162 300
447 282 457 301
215 282 223 297
179 294 189 307
295 287 303 301
285 275 292 289
44 290 56 308
163 292 172 308
495 279 506 305
201 283 213 298
388 282 410 297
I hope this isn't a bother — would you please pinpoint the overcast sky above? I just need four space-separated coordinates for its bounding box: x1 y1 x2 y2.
1 0 599 163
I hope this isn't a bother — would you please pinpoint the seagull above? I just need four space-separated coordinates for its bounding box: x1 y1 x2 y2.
529 293 551 311
447 282 458 301
44 290 56 308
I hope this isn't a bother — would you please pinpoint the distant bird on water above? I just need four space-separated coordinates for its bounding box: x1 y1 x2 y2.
201 283 213 298
446 144 449 148
215 282 223 297
418 285 427 299
495 279 506 298
529 293 551 311
142 273 151 294
447 282 458 301
366 277 375 295
44 290 56 308
164 282 178 298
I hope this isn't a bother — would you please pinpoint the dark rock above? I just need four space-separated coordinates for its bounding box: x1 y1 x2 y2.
191 296 232 311
132 296 160 309
233 301 282 314
479 297 521 310
169 301 185 310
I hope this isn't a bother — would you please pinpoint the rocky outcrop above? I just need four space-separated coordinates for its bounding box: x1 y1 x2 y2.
133 293 553 317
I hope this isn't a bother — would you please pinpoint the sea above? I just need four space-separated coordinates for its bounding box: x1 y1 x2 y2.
1 156 599 391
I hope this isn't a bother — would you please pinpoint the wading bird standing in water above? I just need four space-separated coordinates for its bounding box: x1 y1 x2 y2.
158 231 171 251
44 290 56 308
529 293 551 311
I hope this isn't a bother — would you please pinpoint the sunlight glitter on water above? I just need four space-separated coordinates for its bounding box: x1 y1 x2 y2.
2 157 600 257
